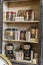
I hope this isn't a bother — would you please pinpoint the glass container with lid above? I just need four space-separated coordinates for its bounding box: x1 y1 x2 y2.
5 28 13 39
31 26 36 38
6 12 11 21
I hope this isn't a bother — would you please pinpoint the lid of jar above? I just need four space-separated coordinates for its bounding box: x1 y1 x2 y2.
13 12 16 14
12 28 17 31
20 30 26 32
11 12 16 14
5 28 11 31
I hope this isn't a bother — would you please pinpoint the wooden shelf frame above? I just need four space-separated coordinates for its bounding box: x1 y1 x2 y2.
10 59 31 64
3 0 40 64
3 20 39 24
10 59 37 64
3 0 39 3
3 39 38 43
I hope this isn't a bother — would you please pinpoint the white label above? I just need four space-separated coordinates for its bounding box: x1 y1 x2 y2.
15 31 18 40
17 31 20 40
31 50 33 60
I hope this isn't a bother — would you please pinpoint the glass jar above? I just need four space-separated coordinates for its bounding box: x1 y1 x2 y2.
5 28 13 39
6 12 11 21
12 12 16 21
31 26 36 38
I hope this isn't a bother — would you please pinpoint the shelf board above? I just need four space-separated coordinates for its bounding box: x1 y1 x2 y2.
3 39 38 43
3 0 34 2
10 59 31 64
10 59 37 64
4 0 39 2
3 20 39 24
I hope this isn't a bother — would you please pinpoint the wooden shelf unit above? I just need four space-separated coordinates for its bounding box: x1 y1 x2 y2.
3 0 40 64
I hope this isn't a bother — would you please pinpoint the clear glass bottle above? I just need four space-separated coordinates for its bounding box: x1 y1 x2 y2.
5 28 13 39
6 12 11 21
31 26 36 38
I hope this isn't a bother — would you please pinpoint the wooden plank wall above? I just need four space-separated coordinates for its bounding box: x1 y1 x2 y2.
8 0 40 20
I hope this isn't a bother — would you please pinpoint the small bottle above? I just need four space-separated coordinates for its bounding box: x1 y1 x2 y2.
17 30 20 40
31 26 36 38
35 27 38 39
12 28 15 40
11 12 13 21
26 31 31 41
29 9 32 20
26 11 29 21
12 12 16 21
5 28 13 39
15 29 18 40
9 28 13 39
31 11 34 20
20 30 26 40
19 45 24 60
27 31 31 41
6 11 11 21
31 50 34 60
34 53 38 64
26 10 29 21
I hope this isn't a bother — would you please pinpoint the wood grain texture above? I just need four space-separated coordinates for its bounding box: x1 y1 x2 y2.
8 0 40 20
